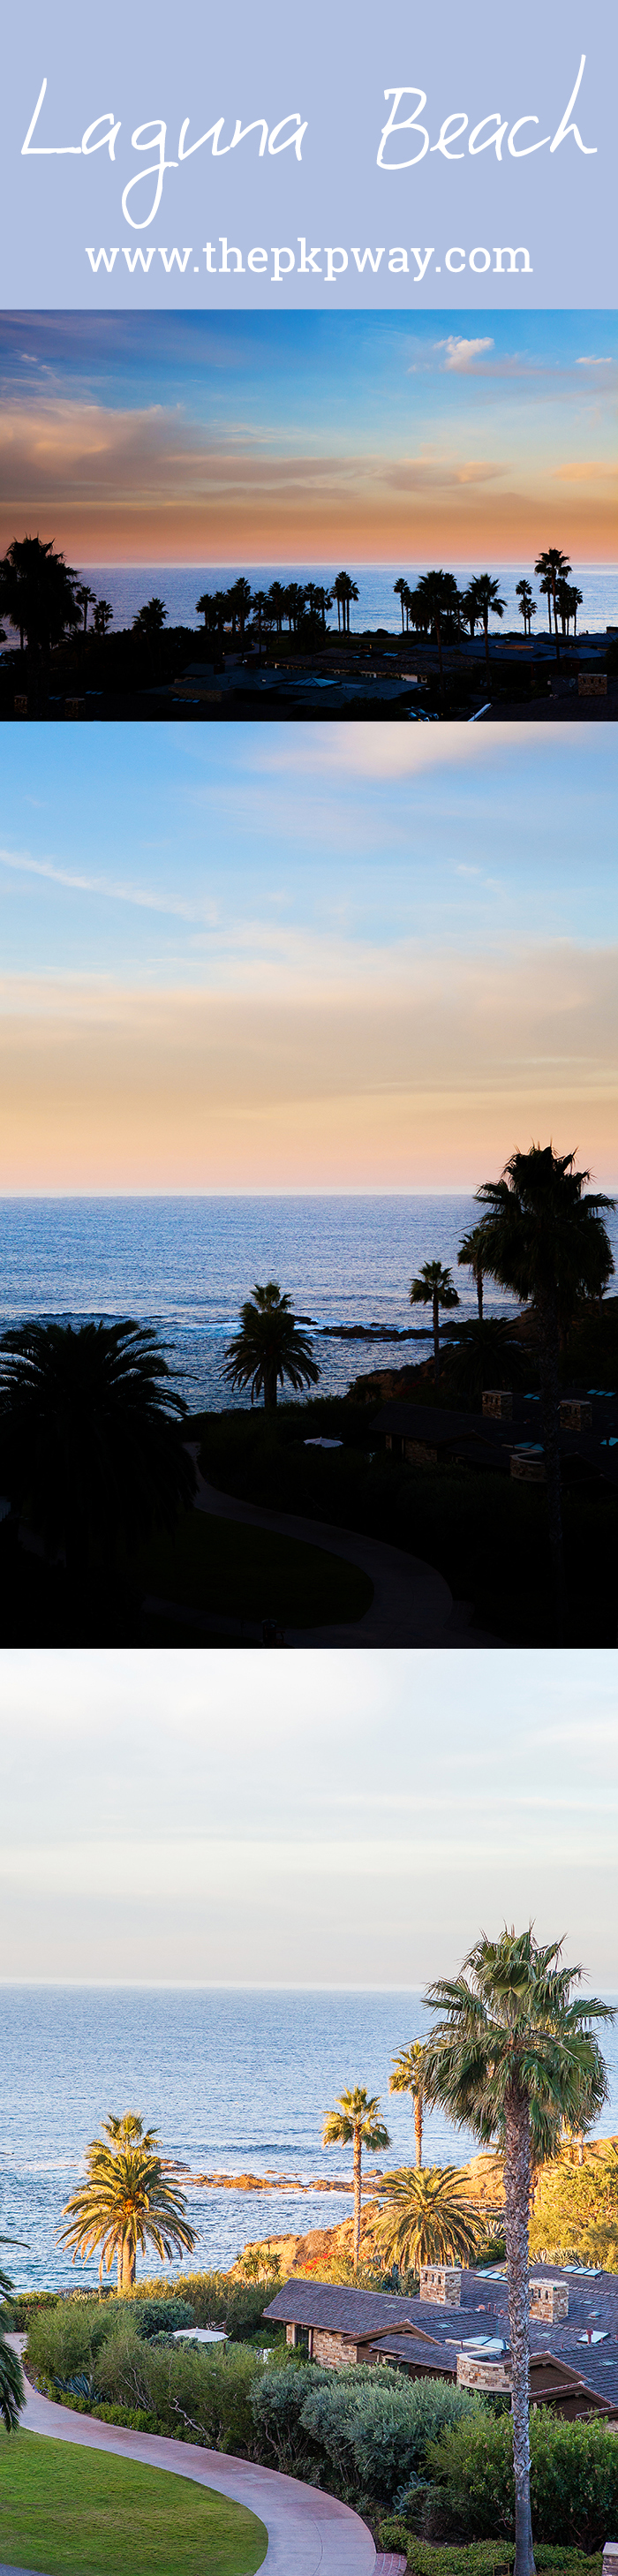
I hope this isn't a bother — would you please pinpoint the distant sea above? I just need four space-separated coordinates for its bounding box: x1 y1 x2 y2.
3 1987 618 2294
0 1193 577 1413
63 561 618 640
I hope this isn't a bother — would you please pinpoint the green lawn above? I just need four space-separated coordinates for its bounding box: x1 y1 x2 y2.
132 1506 373 1628
0 2431 268 2576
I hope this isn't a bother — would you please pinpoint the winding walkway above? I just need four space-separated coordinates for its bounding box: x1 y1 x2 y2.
10 2348 377 2574
187 1455 496 1647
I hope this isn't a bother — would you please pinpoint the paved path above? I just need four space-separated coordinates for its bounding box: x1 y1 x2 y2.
190 1454 494 1646
10 2351 376 2574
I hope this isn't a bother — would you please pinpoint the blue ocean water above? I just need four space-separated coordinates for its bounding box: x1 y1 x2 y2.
70 562 618 640
2 1987 617 2295
0 1193 565 1411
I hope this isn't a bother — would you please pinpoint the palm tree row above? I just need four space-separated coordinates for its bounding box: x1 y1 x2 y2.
393 548 584 667
325 1926 614 2576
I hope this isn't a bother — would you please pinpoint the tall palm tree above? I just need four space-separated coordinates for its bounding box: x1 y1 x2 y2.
268 580 287 635
516 580 536 639
461 580 483 639
223 1282 320 1413
74 581 96 639
0 535 79 662
58 2112 198 2293
472 1145 614 1636
422 1927 613 2576
94 597 114 637
473 573 507 670
389 2038 432 2167
196 590 219 635
458 1225 486 1321
410 1260 460 1386
333 572 359 635
413 571 460 688
373 2164 481 2272
323 2087 390 2273
394 577 409 632
0 1318 195 1581
534 548 571 663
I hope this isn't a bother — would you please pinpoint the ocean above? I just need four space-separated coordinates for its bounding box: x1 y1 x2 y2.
58 562 618 641
0 1192 569 1413
3 1986 618 2296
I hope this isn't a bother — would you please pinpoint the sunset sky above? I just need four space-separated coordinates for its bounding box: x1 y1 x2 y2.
1 1648 616 1984
1 308 616 562
0 722 615 1196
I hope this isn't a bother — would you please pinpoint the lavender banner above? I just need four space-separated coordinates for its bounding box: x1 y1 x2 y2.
0 0 614 309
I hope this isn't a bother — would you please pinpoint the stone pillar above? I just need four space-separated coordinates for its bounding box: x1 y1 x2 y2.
529 2278 569 2323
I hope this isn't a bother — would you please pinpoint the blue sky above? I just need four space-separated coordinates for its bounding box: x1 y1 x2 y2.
2 309 615 561
0 726 616 1195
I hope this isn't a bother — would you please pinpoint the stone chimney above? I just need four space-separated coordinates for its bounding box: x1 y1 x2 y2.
529 2277 569 2323
418 2265 462 2307
482 1391 513 1420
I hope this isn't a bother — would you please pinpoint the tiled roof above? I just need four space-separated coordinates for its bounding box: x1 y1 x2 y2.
263 2281 425 2335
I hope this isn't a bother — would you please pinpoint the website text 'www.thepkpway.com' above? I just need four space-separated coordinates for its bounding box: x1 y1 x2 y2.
85 238 533 283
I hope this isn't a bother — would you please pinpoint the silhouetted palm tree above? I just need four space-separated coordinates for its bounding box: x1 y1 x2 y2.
268 581 287 635
473 573 507 669
473 1144 614 1635
374 2165 481 2271
74 582 96 638
534 548 571 662
223 1283 320 1413
58 2112 197 2293
413 570 460 686
94 598 114 637
323 2087 390 2273
423 1927 612 2576
0 536 79 684
333 571 359 634
410 1259 460 1385
394 577 409 632
515 579 536 638
0 1318 195 1581
457 1224 486 1320
196 590 219 635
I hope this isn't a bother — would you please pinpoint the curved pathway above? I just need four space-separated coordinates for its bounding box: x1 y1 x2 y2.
10 2348 375 2574
189 1454 464 1647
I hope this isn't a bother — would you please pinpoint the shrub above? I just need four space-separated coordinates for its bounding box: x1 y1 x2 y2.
377 2534 601 2576
426 2410 618 2552
251 2366 483 2504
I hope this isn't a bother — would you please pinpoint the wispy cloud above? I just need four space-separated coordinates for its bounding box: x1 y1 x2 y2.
435 337 495 372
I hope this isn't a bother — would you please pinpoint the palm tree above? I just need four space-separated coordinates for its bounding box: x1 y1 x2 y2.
228 577 252 638
394 577 409 632
534 549 572 663
333 572 359 635
58 2112 198 2293
222 1282 320 1413
422 1926 613 2576
0 2239 25 2432
373 2165 481 2272
196 590 219 635
472 574 507 670
410 1259 460 1386
94 598 114 637
516 580 536 639
461 580 483 640
389 2038 432 2168
0 1318 195 1581
441 1316 528 1405
251 589 268 657
458 1225 486 1321
132 596 167 637
413 571 460 688
0 535 80 692
323 2087 390 2273
74 581 96 639
472 1145 614 1635
268 580 287 636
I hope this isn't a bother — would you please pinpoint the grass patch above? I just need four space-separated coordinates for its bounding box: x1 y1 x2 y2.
0 2430 267 2576
130 1504 373 1628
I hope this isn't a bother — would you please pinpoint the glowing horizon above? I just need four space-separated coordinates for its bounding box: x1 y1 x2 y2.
1 724 616 1198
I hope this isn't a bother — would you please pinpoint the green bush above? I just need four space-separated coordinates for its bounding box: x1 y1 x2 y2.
426 2410 618 2552
377 2534 601 2576
251 2365 483 2504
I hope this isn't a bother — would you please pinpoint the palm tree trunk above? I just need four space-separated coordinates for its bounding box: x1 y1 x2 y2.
477 1268 484 1323
552 578 560 663
414 2091 423 2169
264 1364 278 1412
353 2127 362 2272
433 1292 440 1386
504 2082 535 2576
536 1293 567 1643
